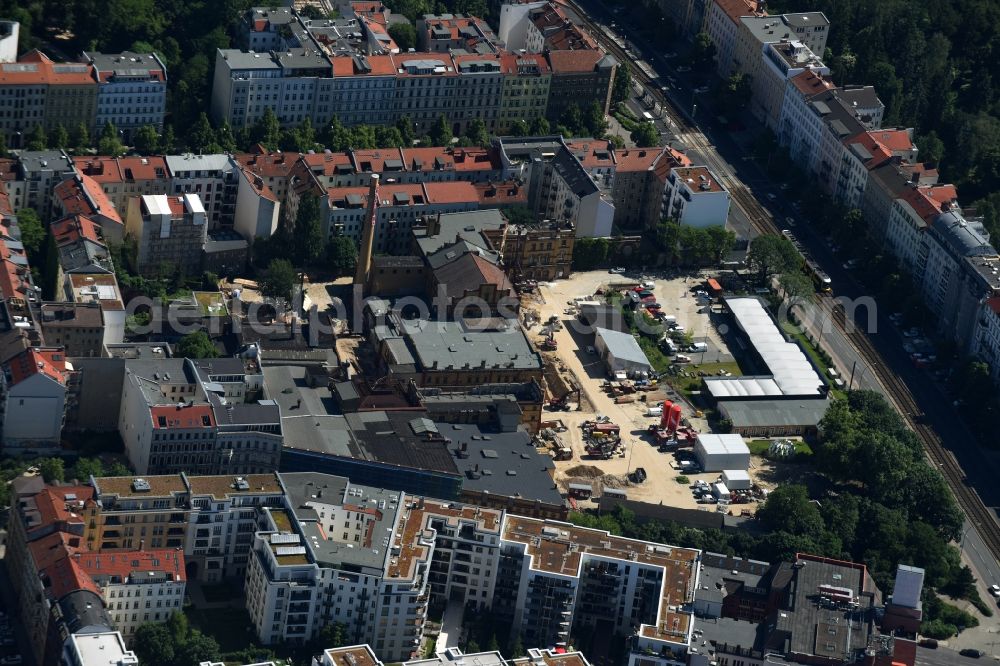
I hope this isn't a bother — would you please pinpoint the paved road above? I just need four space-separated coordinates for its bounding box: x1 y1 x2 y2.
575 0 1000 599
916 646 977 666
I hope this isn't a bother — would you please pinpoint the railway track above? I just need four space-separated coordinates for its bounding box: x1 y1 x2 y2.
827 300 1000 555
568 0 1000 559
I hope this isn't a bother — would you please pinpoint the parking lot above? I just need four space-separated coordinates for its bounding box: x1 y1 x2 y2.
529 270 767 512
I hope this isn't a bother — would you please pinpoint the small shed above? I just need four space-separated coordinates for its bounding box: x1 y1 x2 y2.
603 487 627 499
694 433 751 472
594 327 652 375
721 469 751 490
568 483 593 498
711 482 730 501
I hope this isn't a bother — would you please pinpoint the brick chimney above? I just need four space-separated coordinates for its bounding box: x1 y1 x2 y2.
353 174 380 291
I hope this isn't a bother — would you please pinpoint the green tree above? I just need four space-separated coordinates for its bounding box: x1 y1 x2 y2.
918 129 945 164
559 104 583 134
508 119 529 137
134 124 160 154
584 101 608 138
723 73 752 109
316 622 346 649
26 124 48 151
39 457 66 483
15 208 45 258
98 122 125 157
324 116 353 151
259 258 297 301
396 116 416 146
756 485 824 539
572 237 610 270
161 125 177 154
69 457 104 481
175 331 219 359
327 235 358 277
388 22 416 50
216 121 237 153
691 31 716 68
746 234 799 279
508 633 524 659
175 631 220 665
630 121 659 147
107 461 132 476
0 132 6 158
73 122 92 154
529 116 550 135
294 194 325 266
253 107 281 151
51 124 70 150
375 126 405 148
611 66 632 107
429 114 453 146
778 271 814 302
133 623 176 666
188 112 220 154
465 118 490 147
704 225 735 263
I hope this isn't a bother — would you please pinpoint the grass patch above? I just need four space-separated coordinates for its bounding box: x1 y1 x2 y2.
638 336 673 373
781 320 835 383
675 475 690 484
184 606 256 653
748 438 813 460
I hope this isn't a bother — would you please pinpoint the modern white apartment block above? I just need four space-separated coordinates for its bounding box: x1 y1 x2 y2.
706 0 764 78
244 472 700 666
165 153 240 228
663 166 731 229
754 40 828 133
62 631 138 666
83 51 168 140
0 20 18 63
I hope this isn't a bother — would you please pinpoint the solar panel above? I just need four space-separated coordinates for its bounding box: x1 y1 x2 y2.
270 533 300 544
275 546 307 556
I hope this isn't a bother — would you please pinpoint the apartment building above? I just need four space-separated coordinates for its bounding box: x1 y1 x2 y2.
77 549 186 638
73 155 171 213
234 166 281 240
86 473 286 582
453 54 504 133
483 216 576 281
165 153 239 228
38 302 105 357
416 14 499 53
53 172 125 243
0 346 70 450
83 51 168 140
117 356 281 475
63 272 126 351
496 136 615 237
6 481 186 666
124 193 208 277
324 181 498 253
838 129 916 210
545 50 617 122
706 0 765 78
6 149 76 216
0 51 97 144
524 2 596 54
730 14 828 87
754 40 828 133
499 53 550 132
777 70 835 165
663 166 731 228
612 147 689 232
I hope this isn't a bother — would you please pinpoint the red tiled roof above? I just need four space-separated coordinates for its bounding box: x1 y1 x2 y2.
77 549 186 582
401 146 499 172
351 148 406 173
715 0 766 24
54 174 123 225
73 157 123 184
31 486 95 527
899 186 948 223
474 181 527 206
499 51 550 74
672 166 725 193
566 139 616 168
29 532 102 600
0 50 96 85
789 69 834 98
0 180 10 218
616 147 665 172
425 180 479 204
239 167 278 203
51 214 105 247
332 54 396 76
870 129 914 153
302 151 354 176
0 237 30 299
988 297 1000 316
546 49 602 73
150 404 215 429
236 151 296 178
530 3 596 50
115 156 170 181
4 347 68 386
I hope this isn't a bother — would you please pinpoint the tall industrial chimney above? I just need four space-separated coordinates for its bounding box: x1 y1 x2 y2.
354 173 380 290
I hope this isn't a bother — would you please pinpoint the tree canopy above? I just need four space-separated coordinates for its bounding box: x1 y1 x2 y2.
259 258 297 302
175 331 219 359
746 234 800 279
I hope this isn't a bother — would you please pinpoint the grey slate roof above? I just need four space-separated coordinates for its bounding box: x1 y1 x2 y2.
399 319 541 371
930 210 997 258
718 399 829 428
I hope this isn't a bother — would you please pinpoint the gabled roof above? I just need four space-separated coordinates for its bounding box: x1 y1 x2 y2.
789 69 833 98
3 347 67 386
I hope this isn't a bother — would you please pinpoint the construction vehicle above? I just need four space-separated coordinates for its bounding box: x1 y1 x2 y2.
547 394 571 410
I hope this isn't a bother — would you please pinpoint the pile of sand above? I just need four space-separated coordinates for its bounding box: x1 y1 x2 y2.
565 465 605 478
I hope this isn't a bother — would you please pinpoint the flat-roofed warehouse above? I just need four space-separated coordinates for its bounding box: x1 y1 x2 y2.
718 398 830 437
594 327 652 375
704 297 825 400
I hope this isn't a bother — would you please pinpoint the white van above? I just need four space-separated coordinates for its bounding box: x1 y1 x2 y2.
690 342 708 352
646 406 663 417
642 281 656 290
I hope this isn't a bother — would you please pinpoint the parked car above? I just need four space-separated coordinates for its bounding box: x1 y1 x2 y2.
917 638 938 649
586 346 597 355
631 467 647 483
990 584 1000 596
674 354 691 363
959 649 983 659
